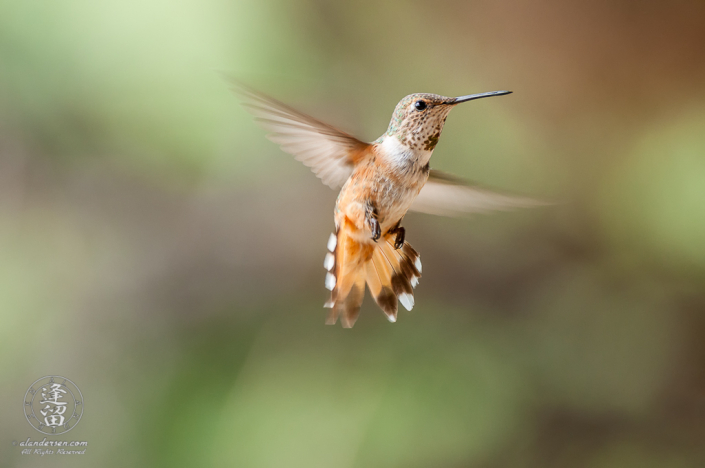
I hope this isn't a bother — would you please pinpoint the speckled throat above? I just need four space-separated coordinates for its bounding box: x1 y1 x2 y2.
384 93 454 152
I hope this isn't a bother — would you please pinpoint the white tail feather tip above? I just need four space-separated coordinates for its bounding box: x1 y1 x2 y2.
323 300 334 308
411 276 419 288
414 257 422 273
324 253 334 271
399 293 414 311
387 314 397 323
327 233 337 252
325 273 336 290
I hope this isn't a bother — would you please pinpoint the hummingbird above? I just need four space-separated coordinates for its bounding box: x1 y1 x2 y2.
231 82 546 328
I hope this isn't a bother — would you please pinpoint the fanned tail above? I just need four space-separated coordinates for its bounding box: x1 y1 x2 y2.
323 226 421 327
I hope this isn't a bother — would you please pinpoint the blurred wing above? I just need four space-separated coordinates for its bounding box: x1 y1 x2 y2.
230 81 370 189
411 169 552 217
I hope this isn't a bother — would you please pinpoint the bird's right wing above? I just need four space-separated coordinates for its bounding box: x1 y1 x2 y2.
410 169 552 217
229 81 370 189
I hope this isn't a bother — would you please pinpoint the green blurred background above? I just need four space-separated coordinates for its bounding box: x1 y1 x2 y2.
2 0 705 466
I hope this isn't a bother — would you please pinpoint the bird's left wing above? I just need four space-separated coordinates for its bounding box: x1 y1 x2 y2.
410 169 552 217
230 81 370 189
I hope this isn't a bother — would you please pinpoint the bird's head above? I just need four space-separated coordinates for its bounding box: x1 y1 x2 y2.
384 91 512 152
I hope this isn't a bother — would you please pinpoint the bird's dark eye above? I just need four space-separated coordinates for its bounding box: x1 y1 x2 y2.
414 100 427 111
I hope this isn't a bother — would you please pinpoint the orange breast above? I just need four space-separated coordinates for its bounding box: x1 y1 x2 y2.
334 151 428 235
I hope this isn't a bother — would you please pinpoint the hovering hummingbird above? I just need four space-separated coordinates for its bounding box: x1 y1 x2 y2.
232 82 546 327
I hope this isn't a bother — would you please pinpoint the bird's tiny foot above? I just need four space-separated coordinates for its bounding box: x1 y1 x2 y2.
368 217 381 242
393 226 405 249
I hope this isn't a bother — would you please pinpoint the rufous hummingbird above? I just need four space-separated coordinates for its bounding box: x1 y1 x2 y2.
231 82 546 328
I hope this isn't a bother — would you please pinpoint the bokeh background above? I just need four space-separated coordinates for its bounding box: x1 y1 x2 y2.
2 0 705 466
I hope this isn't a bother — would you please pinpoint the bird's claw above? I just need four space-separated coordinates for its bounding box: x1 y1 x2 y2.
369 217 381 242
393 226 405 249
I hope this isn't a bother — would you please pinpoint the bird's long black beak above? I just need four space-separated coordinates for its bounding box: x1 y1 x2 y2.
447 90 512 105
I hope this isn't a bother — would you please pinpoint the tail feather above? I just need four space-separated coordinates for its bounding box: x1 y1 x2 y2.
324 223 373 328
391 243 421 288
380 237 420 311
368 250 398 322
379 241 415 297
324 227 422 327
341 272 365 328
